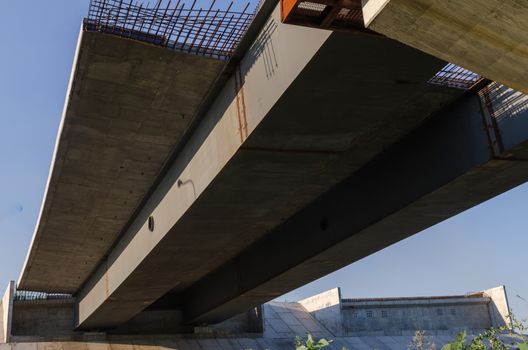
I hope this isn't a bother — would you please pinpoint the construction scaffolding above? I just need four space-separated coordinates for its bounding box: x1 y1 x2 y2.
85 0 256 59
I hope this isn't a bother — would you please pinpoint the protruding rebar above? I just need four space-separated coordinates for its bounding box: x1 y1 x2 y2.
84 0 254 60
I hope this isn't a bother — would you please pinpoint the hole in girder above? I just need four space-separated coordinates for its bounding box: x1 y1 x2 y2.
148 216 155 232
320 217 329 231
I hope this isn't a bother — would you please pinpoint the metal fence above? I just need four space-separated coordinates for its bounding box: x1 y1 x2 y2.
85 0 256 59
428 63 482 90
14 290 73 302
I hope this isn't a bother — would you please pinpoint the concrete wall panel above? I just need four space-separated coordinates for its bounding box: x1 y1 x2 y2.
482 286 511 328
298 289 343 336
11 300 76 338
0 282 14 343
342 301 492 336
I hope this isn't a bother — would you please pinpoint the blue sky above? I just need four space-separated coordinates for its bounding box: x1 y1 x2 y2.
0 0 527 324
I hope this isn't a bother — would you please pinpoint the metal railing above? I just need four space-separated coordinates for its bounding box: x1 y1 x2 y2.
85 0 256 59
428 63 481 90
14 290 73 302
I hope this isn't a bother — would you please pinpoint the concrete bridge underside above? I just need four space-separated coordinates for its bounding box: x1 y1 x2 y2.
74 7 467 329
362 0 528 94
17 1 528 334
18 31 226 294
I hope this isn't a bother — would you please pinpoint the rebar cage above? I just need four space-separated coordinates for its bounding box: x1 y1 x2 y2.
428 63 482 90
85 0 256 60
480 82 528 123
14 290 73 302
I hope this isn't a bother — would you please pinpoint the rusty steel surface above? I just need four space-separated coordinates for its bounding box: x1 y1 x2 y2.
85 0 257 59
281 0 299 21
280 0 367 32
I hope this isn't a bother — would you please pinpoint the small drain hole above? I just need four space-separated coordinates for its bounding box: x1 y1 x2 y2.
148 216 155 232
320 217 329 231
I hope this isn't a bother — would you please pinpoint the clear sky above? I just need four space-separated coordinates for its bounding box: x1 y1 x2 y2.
0 0 526 325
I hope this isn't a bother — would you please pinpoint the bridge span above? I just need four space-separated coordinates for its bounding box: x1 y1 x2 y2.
9 0 528 337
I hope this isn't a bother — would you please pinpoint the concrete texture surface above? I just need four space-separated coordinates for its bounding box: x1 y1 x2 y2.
341 298 493 336
8 299 260 339
18 29 226 293
179 83 528 324
298 288 343 336
18 0 528 333
11 300 76 338
2 335 523 350
0 282 14 343
75 2 463 330
3 291 522 349
362 0 528 94
482 286 511 328
285 287 510 337
263 302 333 340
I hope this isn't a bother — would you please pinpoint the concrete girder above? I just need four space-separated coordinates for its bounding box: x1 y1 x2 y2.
75 8 333 330
75 4 461 330
361 0 528 94
180 87 528 324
